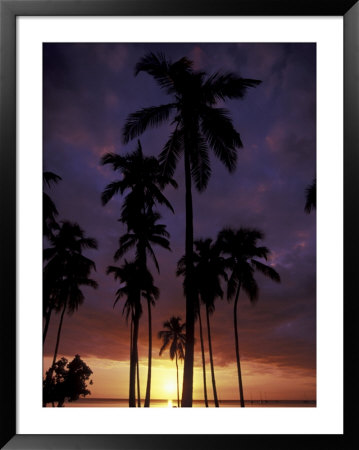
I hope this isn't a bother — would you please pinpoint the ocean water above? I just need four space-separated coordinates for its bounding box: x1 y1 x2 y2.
64 398 316 408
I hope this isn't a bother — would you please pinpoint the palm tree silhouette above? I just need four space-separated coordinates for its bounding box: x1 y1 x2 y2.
101 140 175 407
43 170 62 344
107 261 159 407
101 140 177 214
217 227 280 407
107 261 141 407
193 238 227 407
123 53 261 406
305 178 316 213
115 210 171 407
158 316 186 408
43 171 62 239
177 241 225 408
44 221 98 370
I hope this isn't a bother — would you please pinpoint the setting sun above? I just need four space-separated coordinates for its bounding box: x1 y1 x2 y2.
163 380 177 396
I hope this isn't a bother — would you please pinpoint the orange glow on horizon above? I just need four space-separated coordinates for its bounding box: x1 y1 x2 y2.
43 355 315 402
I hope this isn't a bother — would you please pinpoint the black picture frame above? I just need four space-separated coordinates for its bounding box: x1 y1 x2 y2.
1 0 357 448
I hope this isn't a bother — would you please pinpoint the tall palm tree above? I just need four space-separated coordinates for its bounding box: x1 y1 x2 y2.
176 249 216 408
192 239 227 407
101 140 175 407
305 178 316 213
123 53 261 406
43 221 98 369
43 171 62 239
158 316 186 408
43 171 62 341
217 227 280 407
115 210 171 408
107 261 159 407
108 263 141 407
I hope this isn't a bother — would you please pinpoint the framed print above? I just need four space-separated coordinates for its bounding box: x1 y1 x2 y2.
0 0 357 448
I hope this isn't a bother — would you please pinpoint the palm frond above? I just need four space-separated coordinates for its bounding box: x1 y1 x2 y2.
190 132 211 191
241 273 259 303
135 52 173 90
43 171 62 188
136 53 193 95
200 107 241 172
204 73 262 103
158 126 184 178
101 181 126 206
252 246 270 260
114 234 137 261
123 104 175 144
251 259 281 283
78 237 98 250
144 244 160 273
100 153 127 170
158 334 171 355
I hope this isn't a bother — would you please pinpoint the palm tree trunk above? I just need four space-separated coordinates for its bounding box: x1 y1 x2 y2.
51 298 67 368
176 352 180 408
136 346 141 407
198 305 209 407
129 300 140 407
182 142 195 407
205 304 219 407
43 306 52 344
144 298 152 407
234 284 245 407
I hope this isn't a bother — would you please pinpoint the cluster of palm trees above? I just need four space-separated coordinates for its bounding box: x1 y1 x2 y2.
175 230 280 407
42 51 285 407
122 53 263 407
101 141 176 407
43 171 98 390
102 52 281 407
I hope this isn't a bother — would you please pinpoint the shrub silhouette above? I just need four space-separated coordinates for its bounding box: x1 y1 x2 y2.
43 354 93 407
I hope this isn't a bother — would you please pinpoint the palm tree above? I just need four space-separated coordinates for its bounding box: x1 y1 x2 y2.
43 221 98 369
107 261 159 407
43 170 62 344
177 239 227 408
43 171 62 239
192 239 227 407
101 140 177 215
115 210 171 408
305 178 316 213
123 53 261 406
158 316 186 408
101 140 175 407
217 227 280 407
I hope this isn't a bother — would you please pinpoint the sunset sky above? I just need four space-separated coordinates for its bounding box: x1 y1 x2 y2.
43 43 316 402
